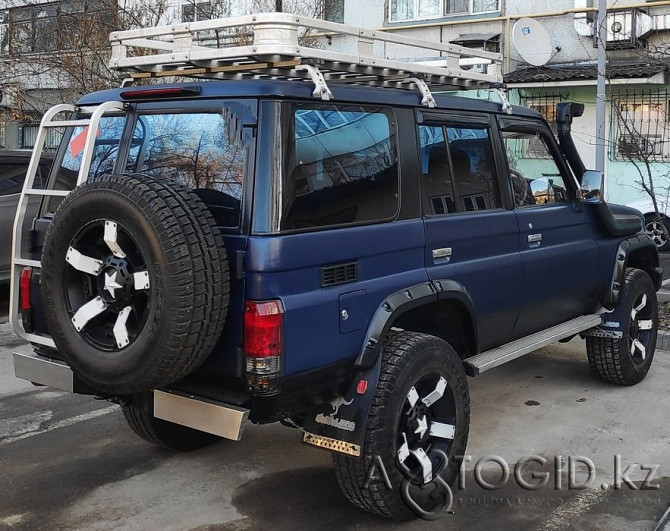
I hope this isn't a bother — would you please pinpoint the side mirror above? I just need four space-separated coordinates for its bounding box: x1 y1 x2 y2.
581 170 604 204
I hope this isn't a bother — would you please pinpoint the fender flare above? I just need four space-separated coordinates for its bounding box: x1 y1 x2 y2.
607 235 661 307
355 280 478 368
302 280 477 456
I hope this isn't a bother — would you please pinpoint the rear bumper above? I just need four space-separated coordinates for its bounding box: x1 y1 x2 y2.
12 350 250 441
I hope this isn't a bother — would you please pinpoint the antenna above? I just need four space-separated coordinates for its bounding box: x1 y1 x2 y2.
512 18 553 67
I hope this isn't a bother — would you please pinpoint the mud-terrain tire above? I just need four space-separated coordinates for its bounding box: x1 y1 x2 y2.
122 404 219 451
332 331 469 520
41 174 229 394
586 268 657 385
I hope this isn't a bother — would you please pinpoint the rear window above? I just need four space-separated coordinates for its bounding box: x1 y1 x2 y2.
45 107 250 228
126 112 247 227
279 104 399 231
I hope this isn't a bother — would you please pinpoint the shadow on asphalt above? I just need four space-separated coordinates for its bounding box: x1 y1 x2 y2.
224 466 669 530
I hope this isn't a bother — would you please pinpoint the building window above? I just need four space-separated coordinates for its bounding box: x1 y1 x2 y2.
517 94 565 159
612 91 669 162
390 0 499 22
0 1 114 55
181 0 215 22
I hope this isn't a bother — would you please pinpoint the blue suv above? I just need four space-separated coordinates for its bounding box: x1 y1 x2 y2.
10 16 661 520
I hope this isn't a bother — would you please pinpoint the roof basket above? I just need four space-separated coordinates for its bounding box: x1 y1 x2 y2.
109 13 503 106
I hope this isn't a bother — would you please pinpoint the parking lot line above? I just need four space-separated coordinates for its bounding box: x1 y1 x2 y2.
0 405 118 446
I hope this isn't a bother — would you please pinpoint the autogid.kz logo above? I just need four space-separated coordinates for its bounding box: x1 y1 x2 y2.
362 454 663 520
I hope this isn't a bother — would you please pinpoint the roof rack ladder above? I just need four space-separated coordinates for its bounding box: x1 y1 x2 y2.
9 100 125 348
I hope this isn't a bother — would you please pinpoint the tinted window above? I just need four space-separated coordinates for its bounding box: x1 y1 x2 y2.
419 124 500 215
0 163 27 196
281 105 398 231
502 130 569 207
126 112 246 227
44 116 124 213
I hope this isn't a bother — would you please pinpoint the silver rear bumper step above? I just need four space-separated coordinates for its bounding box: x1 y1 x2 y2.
13 350 75 392
12 350 249 441
154 390 249 441
464 313 602 376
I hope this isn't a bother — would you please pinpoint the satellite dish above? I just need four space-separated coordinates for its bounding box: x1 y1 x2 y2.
512 18 552 67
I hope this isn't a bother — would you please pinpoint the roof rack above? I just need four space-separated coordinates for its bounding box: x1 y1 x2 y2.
109 12 503 107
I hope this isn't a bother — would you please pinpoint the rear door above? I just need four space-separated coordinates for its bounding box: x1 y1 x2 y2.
419 112 522 351
499 117 599 338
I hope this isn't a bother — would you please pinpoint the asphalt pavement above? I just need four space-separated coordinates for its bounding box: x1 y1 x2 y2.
1 318 669 529
1 257 670 530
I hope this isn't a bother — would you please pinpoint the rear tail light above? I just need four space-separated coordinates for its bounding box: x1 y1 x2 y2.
19 267 32 311
19 267 34 332
244 300 283 394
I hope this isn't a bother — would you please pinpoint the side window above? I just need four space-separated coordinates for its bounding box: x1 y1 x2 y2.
280 105 398 231
502 129 569 208
0 163 27 196
419 124 500 215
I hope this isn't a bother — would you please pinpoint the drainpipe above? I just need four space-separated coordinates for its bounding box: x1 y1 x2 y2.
595 0 607 176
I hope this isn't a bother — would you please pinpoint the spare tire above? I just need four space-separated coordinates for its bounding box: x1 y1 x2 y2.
41 174 229 394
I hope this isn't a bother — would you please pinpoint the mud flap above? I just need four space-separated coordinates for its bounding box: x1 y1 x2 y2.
302 356 382 457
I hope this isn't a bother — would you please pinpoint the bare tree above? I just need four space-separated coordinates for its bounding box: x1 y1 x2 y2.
0 0 341 132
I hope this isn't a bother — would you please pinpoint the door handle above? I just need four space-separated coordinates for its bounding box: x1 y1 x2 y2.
432 247 452 263
528 233 543 245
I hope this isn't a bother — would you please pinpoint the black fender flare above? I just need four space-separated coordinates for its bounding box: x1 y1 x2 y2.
355 280 478 369
302 280 477 456
607 235 661 307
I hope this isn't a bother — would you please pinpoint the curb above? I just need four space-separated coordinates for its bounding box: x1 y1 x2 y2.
657 330 670 351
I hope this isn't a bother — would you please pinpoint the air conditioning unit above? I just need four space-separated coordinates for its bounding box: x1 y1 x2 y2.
458 57 493 74
600 9 653 50
617 134 664 158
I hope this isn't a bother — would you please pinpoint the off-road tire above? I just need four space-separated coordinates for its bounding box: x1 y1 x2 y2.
41 174 229 394
586 268 658 385
122 404 219 451
332 331 470 520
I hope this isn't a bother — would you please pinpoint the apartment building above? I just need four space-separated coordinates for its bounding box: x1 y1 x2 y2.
2 0 669 207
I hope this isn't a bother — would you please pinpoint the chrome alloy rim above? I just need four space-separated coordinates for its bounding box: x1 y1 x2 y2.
64 220 151 351
396 374 457 485
645 219 668 248
629 293 654 364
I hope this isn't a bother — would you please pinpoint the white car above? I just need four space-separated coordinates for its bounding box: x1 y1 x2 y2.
626 196 670 250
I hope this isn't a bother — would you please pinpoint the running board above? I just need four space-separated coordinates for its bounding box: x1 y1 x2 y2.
464 314 602 376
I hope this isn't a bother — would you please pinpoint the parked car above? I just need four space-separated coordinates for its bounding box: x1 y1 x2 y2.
0 150 53 283
9 14 661 521
626 195 670 250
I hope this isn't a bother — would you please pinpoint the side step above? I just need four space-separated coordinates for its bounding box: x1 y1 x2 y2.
464 313 602 376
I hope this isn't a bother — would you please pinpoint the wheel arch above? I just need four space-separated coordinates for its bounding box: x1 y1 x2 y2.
608 236 661 306
355 280 479 368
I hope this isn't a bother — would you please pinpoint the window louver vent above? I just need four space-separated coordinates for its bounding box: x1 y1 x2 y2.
321 262 359 287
